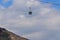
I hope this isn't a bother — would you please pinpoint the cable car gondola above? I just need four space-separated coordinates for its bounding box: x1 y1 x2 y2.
28 7 32 15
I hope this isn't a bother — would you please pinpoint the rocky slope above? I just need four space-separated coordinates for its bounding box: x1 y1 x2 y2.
0 27 28 40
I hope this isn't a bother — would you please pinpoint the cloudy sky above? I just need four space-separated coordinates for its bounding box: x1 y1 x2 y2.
0 0 60 40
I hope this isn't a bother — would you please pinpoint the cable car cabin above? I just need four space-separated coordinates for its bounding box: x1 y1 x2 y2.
28 7 32 15
29 11 32 15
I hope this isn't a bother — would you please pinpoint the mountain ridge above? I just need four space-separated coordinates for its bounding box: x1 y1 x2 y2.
0 27 28 40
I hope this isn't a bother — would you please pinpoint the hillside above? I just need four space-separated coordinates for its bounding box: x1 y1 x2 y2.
0 27 28 40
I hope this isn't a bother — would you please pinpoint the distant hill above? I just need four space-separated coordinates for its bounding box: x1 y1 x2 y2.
0 27 28 40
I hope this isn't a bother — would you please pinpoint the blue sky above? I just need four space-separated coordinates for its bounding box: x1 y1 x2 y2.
0 0 60 40
40 0 60 10
0 0 60 9
0 0 13 8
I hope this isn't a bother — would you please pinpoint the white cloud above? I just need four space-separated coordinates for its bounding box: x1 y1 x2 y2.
22 32 45 40
19 15 26 18
3 0 10 2
0 0 60 40
23 31 45 37
26 0 40 7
